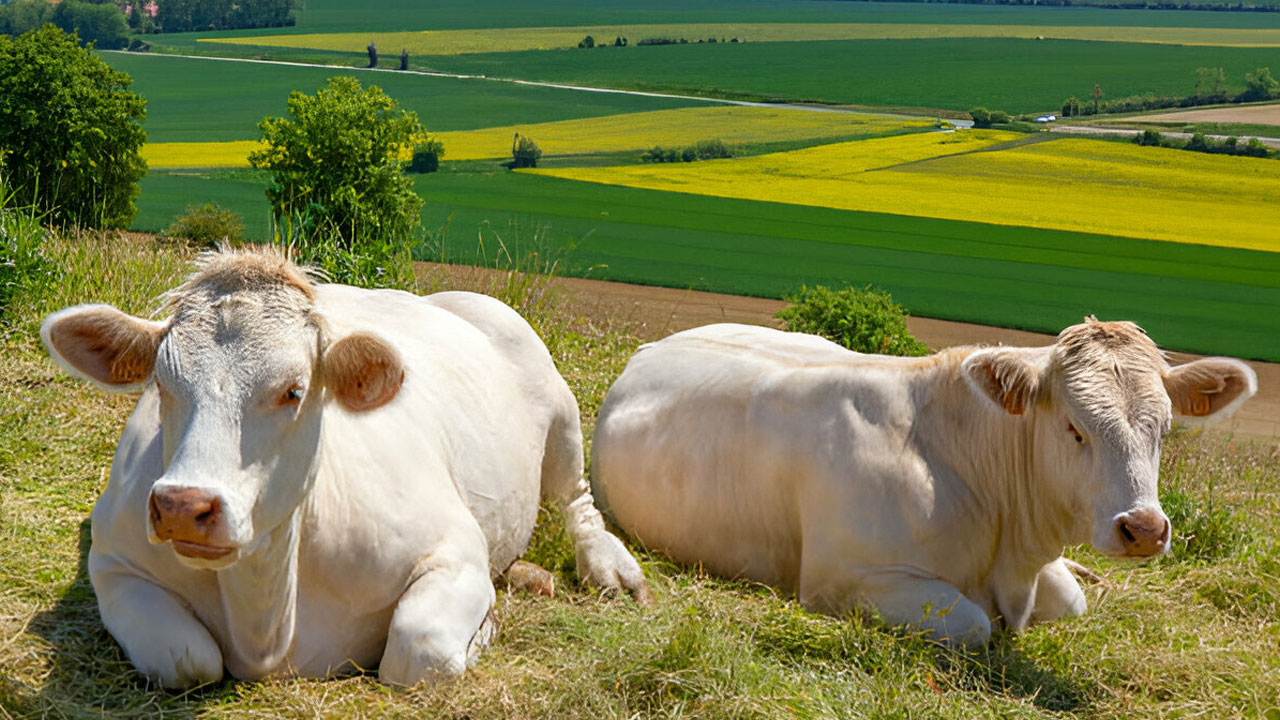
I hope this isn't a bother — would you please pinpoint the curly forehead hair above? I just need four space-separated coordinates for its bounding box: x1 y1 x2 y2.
1052 317 1170 439
165 246 318 314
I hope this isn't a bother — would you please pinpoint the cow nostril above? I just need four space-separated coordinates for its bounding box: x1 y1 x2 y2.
1119 521 1137 545
149 493 162 528
195 496 220 525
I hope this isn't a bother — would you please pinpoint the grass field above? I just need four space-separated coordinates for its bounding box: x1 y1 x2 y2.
532 132 1280 252
3 231 1278 719
202 23 1280 56
415 38 1280 113
101 53 706 143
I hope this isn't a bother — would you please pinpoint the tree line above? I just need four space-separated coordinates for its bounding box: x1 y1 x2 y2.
1 0 300 46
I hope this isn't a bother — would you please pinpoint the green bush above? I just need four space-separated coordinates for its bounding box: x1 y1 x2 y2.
512 134 542 169
408 137 445 173
989 110 1011 125
249 76 425 288
164 203 245 247
775 285 931 357
969 107 992 128
0 25 147 228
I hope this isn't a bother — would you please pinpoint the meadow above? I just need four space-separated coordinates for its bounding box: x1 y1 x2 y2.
102 53 706 143
202 23 1280 57
411 38 1280 114
532 132 1280 251
2 230 1278 719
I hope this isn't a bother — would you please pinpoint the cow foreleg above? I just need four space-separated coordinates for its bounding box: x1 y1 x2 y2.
541 413 650 604
90 554 223 688
1030 558 1087 624
845 569 992 648
380 548 495 687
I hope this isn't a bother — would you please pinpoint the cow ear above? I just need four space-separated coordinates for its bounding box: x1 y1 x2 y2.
322 332 405 412
1163 357 1256 424
962 348 1043 416
41 304 167 394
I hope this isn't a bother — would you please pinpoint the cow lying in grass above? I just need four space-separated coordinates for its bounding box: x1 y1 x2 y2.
591 319 1255 646
41 248 648 688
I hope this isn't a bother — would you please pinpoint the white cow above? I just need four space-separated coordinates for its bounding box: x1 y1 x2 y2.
592 320 1255 645
41 248 648 688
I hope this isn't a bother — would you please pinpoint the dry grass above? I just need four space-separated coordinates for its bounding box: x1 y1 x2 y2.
2 235 1279 718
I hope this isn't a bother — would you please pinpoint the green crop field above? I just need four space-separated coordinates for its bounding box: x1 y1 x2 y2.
102 53 706 143
413 38 1280 114
410 170 1280 362
132 159 1280 362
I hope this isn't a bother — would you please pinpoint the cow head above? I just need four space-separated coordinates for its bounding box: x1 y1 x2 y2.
42 250 405 570
962 317 1255 559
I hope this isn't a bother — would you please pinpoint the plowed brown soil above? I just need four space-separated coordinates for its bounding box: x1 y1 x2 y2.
418 262 1278 441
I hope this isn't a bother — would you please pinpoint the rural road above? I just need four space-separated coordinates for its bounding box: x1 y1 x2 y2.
421 263 1280 442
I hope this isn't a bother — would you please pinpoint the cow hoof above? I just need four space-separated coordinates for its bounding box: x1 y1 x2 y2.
503 560 555 598
573 530 651 605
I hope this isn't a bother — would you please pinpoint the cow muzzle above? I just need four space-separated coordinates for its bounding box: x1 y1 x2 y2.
1113 507 1170 557
148 486 234 560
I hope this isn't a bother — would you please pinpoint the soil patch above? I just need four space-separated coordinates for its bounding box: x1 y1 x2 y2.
1133 103 1280 127
417 262 1279 441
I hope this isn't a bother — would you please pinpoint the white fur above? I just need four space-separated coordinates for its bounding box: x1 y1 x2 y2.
46 279 644 688
592 322 1254 646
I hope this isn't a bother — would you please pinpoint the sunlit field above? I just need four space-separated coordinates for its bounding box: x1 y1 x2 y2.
201 23 1280 56
532 132 1280 252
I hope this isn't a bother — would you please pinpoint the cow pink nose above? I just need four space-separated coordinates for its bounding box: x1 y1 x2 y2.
149 487 223 548
1115 508 1170 557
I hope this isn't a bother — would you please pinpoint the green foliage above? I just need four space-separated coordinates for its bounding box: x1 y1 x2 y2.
1133 128 1165 146
249 75 424 286
1134 128 1273 158
408 137 445 173
1159 488 1251 563
151 0 300 33
164 202 245 247
1239 66 1279 102
0 0 127 48
0 26 146 229
511 134 543 168
989 109 1011 124
641 138 734 163
577 34 594 49
969 106 992 128
776 284 931 356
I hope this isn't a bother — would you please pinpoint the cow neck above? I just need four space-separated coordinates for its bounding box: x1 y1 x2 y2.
926 371 1078 576
216 509 301 679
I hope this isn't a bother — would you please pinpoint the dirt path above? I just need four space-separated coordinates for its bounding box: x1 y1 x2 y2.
419 262 1279 441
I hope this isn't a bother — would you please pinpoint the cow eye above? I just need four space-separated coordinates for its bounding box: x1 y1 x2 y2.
280 384 305 405
1067 422 1084 444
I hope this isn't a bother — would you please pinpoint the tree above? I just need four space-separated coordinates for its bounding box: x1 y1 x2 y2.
511 133 542 168
249 76 426 250
0 25 146 228
1092 83 1103 114
969 107 992 128
51 1 129 49
1239 67 1278 103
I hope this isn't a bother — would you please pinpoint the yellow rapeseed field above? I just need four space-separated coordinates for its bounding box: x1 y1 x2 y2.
437 106 932 161
203 23 1280 55
142 141 263 168
140 107 929 167
530 133 1280 252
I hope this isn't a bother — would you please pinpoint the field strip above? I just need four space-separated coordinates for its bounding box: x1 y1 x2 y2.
141 107 933 167
1128 102 1280 126
201 23 1280 55
529 132 1280 252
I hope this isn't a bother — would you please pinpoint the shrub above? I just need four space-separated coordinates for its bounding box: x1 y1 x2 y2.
1134 128 1165 146
578 35 595 49
164 202 245 247
989 110 1011 125
512 134 542 169
0 25 147 228
969 107 992 128
693 138 733 160
775 285 931 357
408 138 445 173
